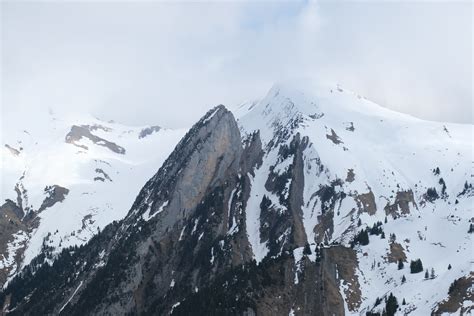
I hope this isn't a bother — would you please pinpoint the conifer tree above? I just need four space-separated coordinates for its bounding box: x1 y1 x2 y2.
398 259 404 270
385 293 398 316
303 242 312 255
390 233 396 243
410 259 423 273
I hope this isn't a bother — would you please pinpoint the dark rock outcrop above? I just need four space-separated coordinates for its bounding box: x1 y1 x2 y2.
65 125 126 154
138 126 161 139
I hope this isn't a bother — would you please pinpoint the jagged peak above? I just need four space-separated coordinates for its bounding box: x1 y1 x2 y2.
175 104 235 150
127 103 241 225
197 104 230 125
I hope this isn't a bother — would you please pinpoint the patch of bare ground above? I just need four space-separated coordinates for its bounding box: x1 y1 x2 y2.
326 129 343 145
385 190 417 218
38 185 69 213
346 169 355 183
386 242 407 263
355 190 377 215
344 122 355 132
65 125 126 154
4 144 20 156
433 273 474 315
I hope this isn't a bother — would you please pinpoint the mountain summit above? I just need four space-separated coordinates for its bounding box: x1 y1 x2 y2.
1 83 472 315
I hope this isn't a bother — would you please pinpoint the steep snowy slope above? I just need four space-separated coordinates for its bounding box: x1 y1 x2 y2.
0 83 472 315
0 111 185 285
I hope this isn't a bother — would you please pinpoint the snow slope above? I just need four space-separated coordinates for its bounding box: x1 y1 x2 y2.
1 110 185 280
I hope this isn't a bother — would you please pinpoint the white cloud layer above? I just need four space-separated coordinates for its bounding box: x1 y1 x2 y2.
1 1 472 128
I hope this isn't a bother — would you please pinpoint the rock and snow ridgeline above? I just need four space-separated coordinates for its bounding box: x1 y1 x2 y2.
0 82 472 315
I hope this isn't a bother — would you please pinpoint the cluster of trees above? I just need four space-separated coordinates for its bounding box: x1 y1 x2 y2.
398 259 404 270
0 221 121 314
366 293 401 316
351 221 387 247
424 268 436 279
389 233 397 243
402 264 447 284
448 278 461 295
368 221 384 237
172 253 293 315
458 181 472 196
303 242 323 263
303 243 312 255
410 259 423 274
351 229 369 247
439 178 447 198
385 293 399 316
425 187 439 202
315 244 323 262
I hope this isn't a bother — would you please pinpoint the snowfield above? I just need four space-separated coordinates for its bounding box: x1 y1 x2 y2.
1 110 185 278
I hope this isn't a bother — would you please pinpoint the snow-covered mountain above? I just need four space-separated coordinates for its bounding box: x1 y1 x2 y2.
235 82 473 314
0 112 185 285
0 82 472 315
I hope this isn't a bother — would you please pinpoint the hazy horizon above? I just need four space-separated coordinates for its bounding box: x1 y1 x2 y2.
1 1 472 129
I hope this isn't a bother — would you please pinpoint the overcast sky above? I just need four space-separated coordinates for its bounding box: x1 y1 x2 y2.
1 1 472 128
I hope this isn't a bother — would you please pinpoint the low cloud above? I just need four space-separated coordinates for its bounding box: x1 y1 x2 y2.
1 1 472 128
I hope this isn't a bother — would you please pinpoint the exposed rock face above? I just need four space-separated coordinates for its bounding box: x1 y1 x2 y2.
138 125 161 139
0 200 26 285
386 242 407 263
260 133 309 255
326 129 343 145
0 185 69 287
384 190 417 218
240 131 264 176
94 168 112 182
345 169 355 182
433 273 474 315
355 190 377 215
127 105 242 231
37 185 69 213
4 145 20 156
65 125 126 154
